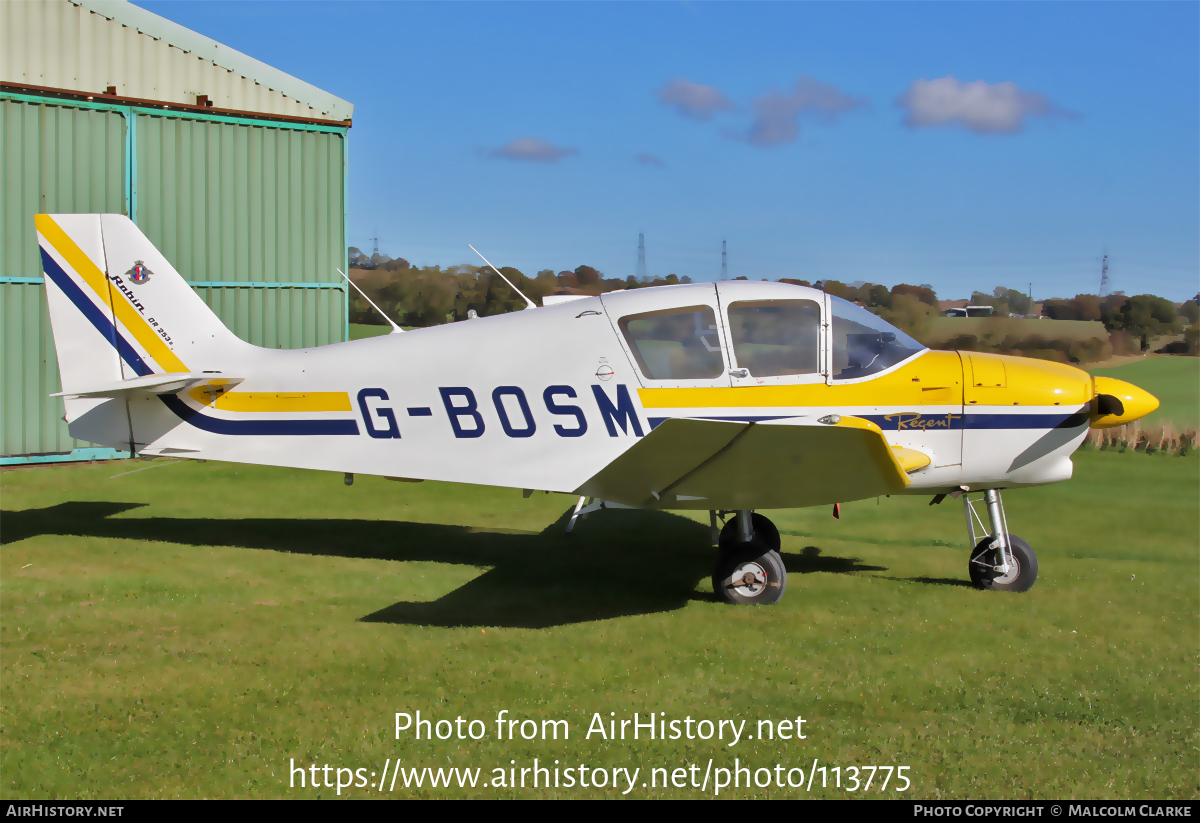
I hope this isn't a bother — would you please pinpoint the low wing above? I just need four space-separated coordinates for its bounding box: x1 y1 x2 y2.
575 416 910 510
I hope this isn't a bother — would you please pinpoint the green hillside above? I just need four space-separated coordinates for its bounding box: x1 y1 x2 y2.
1089 357 1199 429
928 317 1109 344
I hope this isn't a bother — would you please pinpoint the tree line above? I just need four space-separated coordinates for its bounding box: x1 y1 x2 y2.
347 248 1198 360
777 278 1197 359
347 249 692 327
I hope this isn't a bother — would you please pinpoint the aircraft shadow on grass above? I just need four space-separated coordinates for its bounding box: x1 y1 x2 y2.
6 502 889 629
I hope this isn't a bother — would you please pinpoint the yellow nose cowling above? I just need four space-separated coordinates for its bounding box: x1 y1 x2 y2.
1091 376 1160 429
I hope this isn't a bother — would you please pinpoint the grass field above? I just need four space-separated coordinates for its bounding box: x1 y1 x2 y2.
350 323 392 340
2 447 1196 799
1089 357 1199 430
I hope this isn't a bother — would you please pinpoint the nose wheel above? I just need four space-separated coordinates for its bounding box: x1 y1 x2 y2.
712 510 787 605
961 490 1039 592
969 535 1038 592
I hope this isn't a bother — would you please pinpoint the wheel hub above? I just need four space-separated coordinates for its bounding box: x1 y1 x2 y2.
731 562 768 597
992 555 1021 586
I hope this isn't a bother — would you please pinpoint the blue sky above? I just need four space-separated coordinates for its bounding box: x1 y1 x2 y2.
137 1 1199 301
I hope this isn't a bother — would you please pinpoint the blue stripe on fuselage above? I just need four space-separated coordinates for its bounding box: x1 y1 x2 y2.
644 411 1091 432
964 411 1090 430
159 395 360 436
859 411 1090 431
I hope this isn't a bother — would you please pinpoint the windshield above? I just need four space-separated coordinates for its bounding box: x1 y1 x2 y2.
830 296 926 379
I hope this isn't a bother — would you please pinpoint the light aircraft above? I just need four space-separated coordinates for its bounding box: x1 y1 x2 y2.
36 214 1160 605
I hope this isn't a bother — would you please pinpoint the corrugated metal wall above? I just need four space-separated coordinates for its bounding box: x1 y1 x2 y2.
1 95 348 461
1 283 78 457
2 98 127 280
135 115 345 285
191 285 344 350
1 98 127 458
134 112 347 349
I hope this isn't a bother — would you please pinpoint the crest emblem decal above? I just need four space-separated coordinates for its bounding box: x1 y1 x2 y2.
126 260 153 284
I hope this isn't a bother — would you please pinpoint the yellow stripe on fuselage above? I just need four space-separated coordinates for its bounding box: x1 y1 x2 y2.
36 215 189 374
638 351 964 408
186 390 353 413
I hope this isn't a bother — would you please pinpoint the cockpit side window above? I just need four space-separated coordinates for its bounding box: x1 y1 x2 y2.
830 296 926 380
727 300 821 377
618 305 724 380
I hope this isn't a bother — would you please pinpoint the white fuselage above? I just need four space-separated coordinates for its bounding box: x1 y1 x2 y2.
125 283 1091 502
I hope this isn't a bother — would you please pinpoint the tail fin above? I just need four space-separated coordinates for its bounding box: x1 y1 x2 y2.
38 213 248 444
38 214 244 384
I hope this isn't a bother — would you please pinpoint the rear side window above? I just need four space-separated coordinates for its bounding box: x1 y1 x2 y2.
727 300 821 377
618 306 724 380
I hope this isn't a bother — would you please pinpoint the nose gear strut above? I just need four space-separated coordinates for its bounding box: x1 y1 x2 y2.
958 488 1039 592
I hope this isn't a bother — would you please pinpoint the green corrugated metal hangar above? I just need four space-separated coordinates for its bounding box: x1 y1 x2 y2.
1 0 353 465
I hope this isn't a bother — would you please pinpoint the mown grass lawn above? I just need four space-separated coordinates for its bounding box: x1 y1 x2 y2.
349 323 393 340
1089 357 1198 430
2 449 1196 799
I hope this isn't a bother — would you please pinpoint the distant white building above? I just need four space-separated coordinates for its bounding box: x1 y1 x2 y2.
944 305 996 318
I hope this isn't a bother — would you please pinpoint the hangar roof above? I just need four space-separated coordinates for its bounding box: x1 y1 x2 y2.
1 0 353 123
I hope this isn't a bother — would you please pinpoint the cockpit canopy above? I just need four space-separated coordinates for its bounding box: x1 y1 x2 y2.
603 282 927 385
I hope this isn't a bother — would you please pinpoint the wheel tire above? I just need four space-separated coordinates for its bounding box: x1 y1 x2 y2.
969 535 1038 592
718 513 781 554
713 540 788 605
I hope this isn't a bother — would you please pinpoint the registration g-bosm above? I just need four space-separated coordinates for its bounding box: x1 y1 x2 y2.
37 214 1159 604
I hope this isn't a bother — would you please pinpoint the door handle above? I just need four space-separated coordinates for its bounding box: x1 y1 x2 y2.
729 368 749 378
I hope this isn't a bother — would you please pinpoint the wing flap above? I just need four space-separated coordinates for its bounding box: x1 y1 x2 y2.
574 418 745 508
575 416 910 510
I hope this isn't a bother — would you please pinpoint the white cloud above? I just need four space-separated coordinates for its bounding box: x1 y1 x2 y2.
897 76 1070 134
490 138 578 162
742 76 868 147
656 77 736 120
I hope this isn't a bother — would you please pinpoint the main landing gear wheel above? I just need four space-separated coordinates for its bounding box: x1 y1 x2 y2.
719 513 781 553
713 541 787 605
969 535 1038 593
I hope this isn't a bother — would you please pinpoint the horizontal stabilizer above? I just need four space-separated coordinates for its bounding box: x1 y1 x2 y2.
576 416 910 510
53 372 243 399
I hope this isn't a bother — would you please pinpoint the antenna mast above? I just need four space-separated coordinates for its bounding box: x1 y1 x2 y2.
636 233 647 280
337 268 403 333
721 240 728 280
468 245 537 310
1098 254 1110 297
